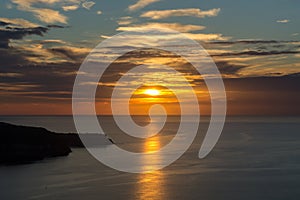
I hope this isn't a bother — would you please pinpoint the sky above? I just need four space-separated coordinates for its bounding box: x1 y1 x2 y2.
0 0 300 115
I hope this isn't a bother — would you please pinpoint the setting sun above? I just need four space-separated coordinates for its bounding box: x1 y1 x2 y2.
144 89 160 96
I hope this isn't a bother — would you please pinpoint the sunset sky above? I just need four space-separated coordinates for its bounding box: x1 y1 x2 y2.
0 0 300 115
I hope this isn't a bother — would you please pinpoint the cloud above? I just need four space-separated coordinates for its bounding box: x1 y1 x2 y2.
11 0 68 24
223 75 300 115
0 41 90 103
100 35 111 39
215 61 247 75
1 33 300 115
209 40 280 45
117 16 134 25
117 16 136 26
39 39 67 45
62 5 79 11
6 3 13 9
128 0 160 11
46 24 65 28
7 39 90 64
49 46 91 62
31 8 68 24
277 19 290 23
0 72 23 78
117 23 206 32
11 0 82 7
141 8 220 19
82 1 95 10
0 18 49 48
0 17 40 28
206 39 300 78
212 50 300 57
0 48 78 103
184 33 229 41
0 63 77 102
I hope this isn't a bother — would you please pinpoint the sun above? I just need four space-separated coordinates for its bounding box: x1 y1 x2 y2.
144 89 160 96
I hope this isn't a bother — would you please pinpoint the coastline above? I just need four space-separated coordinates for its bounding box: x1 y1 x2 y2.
0 122 111 165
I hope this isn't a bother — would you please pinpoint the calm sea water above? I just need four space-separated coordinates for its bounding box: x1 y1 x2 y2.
0 116 300 200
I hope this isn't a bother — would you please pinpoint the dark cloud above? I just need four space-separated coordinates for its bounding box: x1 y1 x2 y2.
48 47 88 62
0 62 79 103
209 40 288 45
224 73 300 91
0 19 67 48
282 72 300 78
46 24 66 28
224 74 300 115
212 50 300 57
0 26 48 48
215 61 246 75
0 21 12 26
0 48 28 66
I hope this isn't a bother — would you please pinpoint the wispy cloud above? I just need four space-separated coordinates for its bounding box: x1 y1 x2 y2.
6 3 13 9
212 50 300 57
39 39 67 45
117 23 206 32
11 0 68 24
0 18 50 48
31 8 68 24
276 19 290 23
9 40 90 64
206 39 300 78
184 33 229 41
100 35 111 39
209 40 281 45
215 61 247 75
141 8 220 19
128 0 160 11
82 1 95 10
62 5 79 11
117 16 135 25
0 17 40 28
0 73 23 78
49 46 91 62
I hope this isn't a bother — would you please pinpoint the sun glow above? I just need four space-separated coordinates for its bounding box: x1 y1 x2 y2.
144 89 160 96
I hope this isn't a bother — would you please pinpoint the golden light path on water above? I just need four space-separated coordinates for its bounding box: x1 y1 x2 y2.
136 136 166 200
132 86 167 198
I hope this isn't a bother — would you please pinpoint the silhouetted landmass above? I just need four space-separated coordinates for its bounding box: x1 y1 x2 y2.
0 122 72 164
58 133 84 147
0 122 113 165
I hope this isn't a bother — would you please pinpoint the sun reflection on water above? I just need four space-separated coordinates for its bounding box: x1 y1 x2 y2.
136 136 167 200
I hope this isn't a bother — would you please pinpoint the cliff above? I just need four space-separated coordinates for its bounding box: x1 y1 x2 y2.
0 122 72 164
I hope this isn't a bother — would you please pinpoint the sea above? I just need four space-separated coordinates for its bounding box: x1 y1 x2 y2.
0 115 300 200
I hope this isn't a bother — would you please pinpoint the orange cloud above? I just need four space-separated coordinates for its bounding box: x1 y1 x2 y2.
128 0 160 11
0 17 40 28
12 0 69 24
141 8 220 19
31 8 68 24
184 33 229 41
117 22 206 32
62 5 79 11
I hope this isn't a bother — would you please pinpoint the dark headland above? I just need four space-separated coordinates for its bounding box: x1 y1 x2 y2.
0 122 111 165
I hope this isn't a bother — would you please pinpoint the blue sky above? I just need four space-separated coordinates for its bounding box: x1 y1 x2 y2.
1 0 299 43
